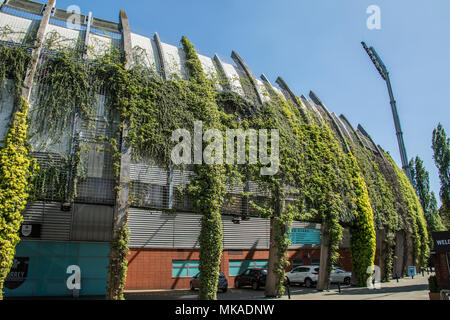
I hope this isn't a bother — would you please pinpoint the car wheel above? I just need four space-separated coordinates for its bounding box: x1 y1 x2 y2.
344 277 351 285
252 281 259 290
190 282 195 291
235 279 240 289
304 278 312 288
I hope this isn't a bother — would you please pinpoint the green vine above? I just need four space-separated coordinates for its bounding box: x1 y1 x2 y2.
106 212 130 300
0 98 36 300
385 153 429 269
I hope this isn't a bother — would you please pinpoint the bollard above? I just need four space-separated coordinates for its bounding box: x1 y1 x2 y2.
284 280 291 300
338 283 341 294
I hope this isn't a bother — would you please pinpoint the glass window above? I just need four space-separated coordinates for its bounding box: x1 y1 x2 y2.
172 260 200 278
311 258 320 265
229 260 268 276
292 259 303 268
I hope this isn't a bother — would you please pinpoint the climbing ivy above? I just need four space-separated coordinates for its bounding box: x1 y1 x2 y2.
385 153 429 269
346 153 377 287
0 98 36 300
32 51 97 138
0 45 30 104
106 212 130 300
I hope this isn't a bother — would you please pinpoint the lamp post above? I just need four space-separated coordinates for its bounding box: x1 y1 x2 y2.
361 42 413 183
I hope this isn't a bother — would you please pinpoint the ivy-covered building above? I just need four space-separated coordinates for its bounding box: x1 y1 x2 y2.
0 0 429 297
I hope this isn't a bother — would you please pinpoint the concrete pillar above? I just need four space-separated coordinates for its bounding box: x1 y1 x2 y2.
378 229 387 281
393 231 405 277
153 32 167 80
309 91 350 153
231 50 263 105
82 11 93 59
106 9 132 300
21 0 56 101
213 54 231 90
275 77 309 123
317 221 331 291
265 187 285 297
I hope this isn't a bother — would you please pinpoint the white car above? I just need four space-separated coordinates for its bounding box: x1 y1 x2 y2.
285 266 319 288
330 267 352 285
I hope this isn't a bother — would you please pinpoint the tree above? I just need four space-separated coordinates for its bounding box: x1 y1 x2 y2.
431 124 450 229
409 156 445 239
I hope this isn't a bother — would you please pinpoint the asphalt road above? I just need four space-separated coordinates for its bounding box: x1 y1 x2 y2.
124 273 433 300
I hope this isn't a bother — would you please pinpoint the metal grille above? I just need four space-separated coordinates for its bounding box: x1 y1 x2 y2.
22 201 72 241
71 203 113 242
30 152 69 202
0 4 43 21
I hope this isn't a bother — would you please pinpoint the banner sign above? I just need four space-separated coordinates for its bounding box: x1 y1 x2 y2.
289 228 321 245
432 231 450 253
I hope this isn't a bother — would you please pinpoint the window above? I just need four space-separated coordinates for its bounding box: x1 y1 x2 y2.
312 258 320 265
172 260 199 278
292 259 303 268
229 260 268 276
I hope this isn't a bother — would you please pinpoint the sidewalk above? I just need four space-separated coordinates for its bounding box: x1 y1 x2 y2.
281 273 431 300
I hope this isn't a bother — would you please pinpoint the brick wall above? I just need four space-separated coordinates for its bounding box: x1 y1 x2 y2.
125 247 352 290
433 253 450 289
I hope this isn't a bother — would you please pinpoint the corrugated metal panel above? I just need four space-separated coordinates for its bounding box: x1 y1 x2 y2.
71 204 113 242
223 215 270 249
130 163 168 185
23 201 72 241
128 208 174 248
172 169 194 187
173 213 201 249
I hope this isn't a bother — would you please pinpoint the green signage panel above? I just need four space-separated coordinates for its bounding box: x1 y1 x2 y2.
289 228 321 245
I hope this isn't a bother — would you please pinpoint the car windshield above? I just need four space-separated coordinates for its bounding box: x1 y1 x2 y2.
259 270 267 274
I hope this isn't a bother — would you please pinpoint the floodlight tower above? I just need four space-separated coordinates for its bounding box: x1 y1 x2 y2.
361 41 413 183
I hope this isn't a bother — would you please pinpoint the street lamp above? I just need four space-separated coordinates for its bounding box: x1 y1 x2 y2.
361 42 413 183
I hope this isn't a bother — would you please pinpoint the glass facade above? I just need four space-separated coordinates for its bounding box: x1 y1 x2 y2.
229 260 268 276
172 260 200 278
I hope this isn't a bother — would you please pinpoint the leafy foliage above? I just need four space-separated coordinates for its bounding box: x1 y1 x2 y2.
0 98 36 299
386 154 430 268
0 45 30 104
432 124 450 229
410 156 446 241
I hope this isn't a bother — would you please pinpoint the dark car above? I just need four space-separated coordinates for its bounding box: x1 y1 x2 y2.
190 272 228 292
234 269 267 290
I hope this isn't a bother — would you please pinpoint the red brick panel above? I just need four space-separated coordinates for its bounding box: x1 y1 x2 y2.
125 248 353 290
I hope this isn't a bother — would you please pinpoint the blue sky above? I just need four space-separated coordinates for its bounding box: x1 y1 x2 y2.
51 0 449 202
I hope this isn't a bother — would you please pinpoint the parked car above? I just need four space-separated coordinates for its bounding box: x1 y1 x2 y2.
285 266 319 288
330 267 352 285
234 269 267 290
190 272 228 292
